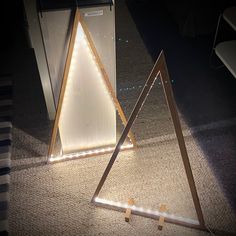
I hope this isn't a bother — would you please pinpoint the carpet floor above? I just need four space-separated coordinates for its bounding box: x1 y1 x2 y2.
9 120 236 235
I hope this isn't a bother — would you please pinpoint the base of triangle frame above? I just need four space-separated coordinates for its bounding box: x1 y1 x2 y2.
92 198 207 231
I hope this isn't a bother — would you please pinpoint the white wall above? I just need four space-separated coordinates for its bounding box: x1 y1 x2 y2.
23 0 56 120
39 10 72 105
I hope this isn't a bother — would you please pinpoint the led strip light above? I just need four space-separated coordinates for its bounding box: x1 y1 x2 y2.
49 143 133 163
94 197 200 228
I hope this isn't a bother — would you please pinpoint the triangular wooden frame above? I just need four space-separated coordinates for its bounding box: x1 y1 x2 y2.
47 8 136 163
91 51 206 231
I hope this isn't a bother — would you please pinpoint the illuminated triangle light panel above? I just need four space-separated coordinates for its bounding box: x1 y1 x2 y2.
48 10 134 163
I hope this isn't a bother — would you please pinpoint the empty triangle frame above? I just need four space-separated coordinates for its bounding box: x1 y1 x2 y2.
47 9 135 162
92 51 206 231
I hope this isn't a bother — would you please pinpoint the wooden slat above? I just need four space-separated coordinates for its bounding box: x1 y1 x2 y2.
125 198 134 222
158 204 166 230
47 9 81 158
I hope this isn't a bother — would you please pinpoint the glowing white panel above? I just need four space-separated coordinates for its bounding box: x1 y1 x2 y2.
59 23 116 153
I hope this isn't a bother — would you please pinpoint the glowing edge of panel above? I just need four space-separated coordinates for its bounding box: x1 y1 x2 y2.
93 197 205 230
48 143 133 163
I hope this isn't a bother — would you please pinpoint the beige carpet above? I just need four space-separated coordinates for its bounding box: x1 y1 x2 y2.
9 128 236 236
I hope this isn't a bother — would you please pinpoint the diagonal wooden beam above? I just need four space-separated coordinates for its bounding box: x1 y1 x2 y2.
47 9 81 159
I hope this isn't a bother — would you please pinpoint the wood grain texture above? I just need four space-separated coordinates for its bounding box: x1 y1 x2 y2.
125 198 134 222
47 9 81 158
158 204 167 230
